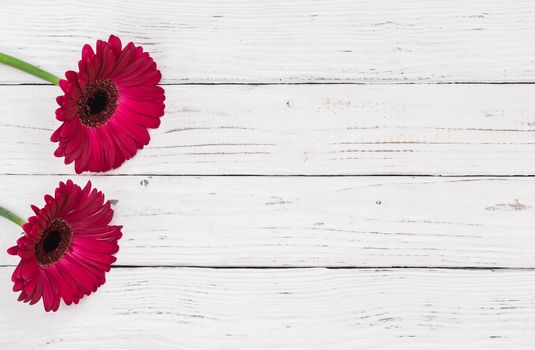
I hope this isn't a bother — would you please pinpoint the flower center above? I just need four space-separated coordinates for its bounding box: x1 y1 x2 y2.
77 79 118 127
42 230 61 253
35 218 73 266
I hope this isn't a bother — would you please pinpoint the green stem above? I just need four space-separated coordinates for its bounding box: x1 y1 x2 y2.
0 207 25 227
0 52 60 85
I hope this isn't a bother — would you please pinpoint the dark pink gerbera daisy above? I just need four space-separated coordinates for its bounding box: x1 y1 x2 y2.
51 35 165 173
7 180 122 311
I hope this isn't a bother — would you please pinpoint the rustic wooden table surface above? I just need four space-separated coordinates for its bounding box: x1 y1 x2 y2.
1 1 535 348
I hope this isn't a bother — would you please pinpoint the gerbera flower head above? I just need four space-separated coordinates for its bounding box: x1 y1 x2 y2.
7 180 122 311
51 35 165 173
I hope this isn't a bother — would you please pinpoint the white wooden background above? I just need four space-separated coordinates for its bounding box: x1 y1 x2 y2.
1 1 535 348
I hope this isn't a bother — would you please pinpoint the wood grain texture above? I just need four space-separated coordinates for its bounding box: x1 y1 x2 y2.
1 0 535 84
2 84 535 176
2 1 535 346
1 175 533 267
1 267 534 349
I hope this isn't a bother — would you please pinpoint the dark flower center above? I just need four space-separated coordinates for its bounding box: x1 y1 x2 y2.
35 218 73 266
88 90 109 115
77 79 119 127
42 230 61 253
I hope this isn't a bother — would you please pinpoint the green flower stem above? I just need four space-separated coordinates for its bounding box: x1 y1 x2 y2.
0 207 25 227
0 52 60 85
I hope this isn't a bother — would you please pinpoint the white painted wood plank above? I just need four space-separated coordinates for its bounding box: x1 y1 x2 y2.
1 175 533 267
1 84 535 175
1 0 535 83
1 267 534 349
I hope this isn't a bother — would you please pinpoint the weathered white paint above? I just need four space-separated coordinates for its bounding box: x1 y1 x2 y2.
2 84 535 176
1 268 534 349
1 175 533 267
1 1 534 347
1 0 535 84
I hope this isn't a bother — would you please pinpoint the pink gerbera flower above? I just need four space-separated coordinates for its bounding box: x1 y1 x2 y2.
7 180 122 311
51 35 165 173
